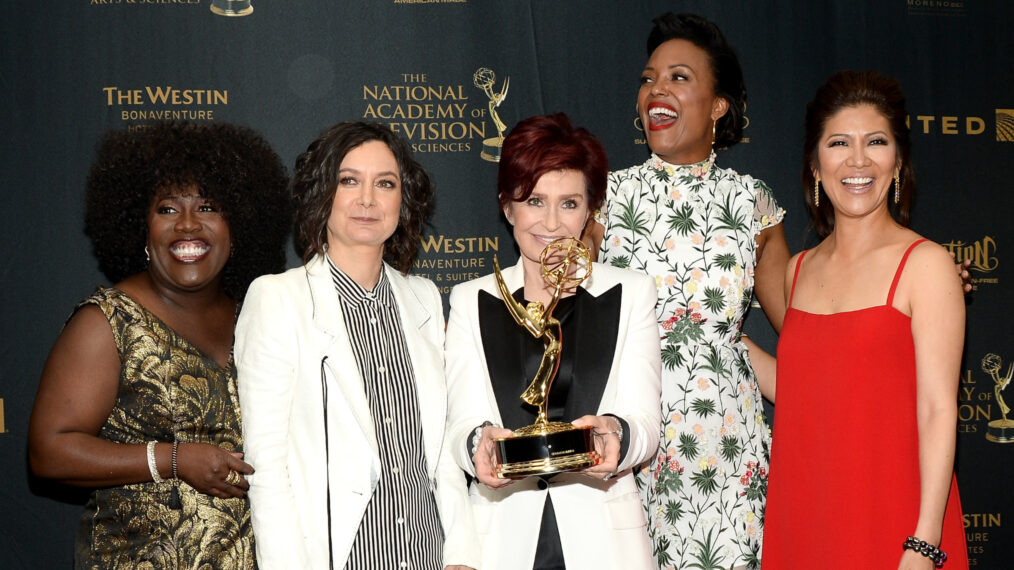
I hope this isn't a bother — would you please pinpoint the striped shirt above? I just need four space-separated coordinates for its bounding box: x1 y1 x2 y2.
327 258 443 570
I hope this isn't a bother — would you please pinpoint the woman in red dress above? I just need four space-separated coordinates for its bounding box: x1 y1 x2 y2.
760 71 968 569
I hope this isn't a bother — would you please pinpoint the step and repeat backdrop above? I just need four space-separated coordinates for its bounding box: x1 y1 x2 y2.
2 1 1011 567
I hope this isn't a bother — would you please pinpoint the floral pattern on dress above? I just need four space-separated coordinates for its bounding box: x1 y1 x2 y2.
598 153 783 570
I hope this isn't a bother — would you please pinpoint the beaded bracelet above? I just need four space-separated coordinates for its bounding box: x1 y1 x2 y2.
146 441 163 483
903 536 947 568
171 440 179 480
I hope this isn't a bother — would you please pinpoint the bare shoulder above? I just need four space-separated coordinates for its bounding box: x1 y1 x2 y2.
906 238 959 278
898 237 964 311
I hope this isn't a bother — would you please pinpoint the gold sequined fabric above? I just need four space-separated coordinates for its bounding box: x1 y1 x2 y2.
74 287 255 569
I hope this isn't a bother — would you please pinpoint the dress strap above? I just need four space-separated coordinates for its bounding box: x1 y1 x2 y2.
787 249 810 309
886 238 930 306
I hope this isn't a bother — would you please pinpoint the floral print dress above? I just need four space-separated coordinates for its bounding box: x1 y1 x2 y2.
597 153 783 570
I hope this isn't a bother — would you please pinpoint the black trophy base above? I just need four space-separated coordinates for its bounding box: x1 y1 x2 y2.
494 423 600 479
986 419 1014 443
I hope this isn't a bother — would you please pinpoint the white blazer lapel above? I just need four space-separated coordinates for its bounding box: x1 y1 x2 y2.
305 255 380 457
387 267 444 475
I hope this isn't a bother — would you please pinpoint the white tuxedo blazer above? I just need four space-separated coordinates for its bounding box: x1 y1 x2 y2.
235 255 478 569
445 260 662 570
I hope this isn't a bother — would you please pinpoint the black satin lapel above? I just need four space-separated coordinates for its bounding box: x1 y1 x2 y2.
478 289 536 429
564 284 622 420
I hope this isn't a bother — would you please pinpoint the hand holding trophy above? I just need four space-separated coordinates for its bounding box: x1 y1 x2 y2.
490 237 603 478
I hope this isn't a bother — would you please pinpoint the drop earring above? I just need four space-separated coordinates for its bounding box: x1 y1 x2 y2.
894 171 900 204
145 246 150 263
813 177 820 207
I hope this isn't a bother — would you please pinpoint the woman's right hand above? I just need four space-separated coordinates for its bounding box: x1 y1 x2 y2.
472 425 514 489
177 442 254 499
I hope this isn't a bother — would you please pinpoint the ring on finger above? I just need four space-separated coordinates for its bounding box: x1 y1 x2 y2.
224 470 243 486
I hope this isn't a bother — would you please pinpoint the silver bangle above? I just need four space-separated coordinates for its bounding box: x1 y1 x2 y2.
595 417 623 442
146 441 163 483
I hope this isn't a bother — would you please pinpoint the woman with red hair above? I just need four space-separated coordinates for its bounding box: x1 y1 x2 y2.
444 113 662 569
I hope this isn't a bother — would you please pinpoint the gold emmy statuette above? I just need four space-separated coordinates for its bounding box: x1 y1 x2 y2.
473 67 509 162
491 238 601 478
210 0 253 17
983 353 1014 443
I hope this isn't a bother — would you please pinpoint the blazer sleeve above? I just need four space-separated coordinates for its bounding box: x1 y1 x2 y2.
444 281 498 477
415 279 481 568
234 276 309 569
604 273 662 472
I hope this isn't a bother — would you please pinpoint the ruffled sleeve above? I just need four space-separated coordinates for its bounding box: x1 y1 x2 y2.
752 178 785 234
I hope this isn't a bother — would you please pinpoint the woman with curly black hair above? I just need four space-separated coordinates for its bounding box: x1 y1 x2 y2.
235 121 478 569
28 121 290 569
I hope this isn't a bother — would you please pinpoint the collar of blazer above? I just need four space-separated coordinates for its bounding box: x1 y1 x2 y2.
304 254 433 337
302 254 443 475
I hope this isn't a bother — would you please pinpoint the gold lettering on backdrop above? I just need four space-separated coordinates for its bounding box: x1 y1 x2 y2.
0 398 6 434
103 86 228 124
906 114 987 135
413 236 499 293
360 74 485 154
941 237 998 275
103 87 228 106
964 512 1002 528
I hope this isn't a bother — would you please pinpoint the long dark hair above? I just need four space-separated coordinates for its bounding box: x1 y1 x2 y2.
291 121 434 273
802 70 914 238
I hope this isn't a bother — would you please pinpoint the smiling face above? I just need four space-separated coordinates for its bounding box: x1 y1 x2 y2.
504 169 590 278
325 140 402 258
146 185 231 294
815 104 899 222
638 38 729 165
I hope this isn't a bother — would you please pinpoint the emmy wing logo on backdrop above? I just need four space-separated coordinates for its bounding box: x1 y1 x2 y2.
473 67 509 162
210 0 252 16
983 354 1014 443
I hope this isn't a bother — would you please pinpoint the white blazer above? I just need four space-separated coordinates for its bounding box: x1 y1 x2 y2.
445 260 661 570
235 255 478 570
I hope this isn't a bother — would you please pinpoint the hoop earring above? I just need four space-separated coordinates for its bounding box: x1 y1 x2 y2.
813 178 820 207
894 172 900 204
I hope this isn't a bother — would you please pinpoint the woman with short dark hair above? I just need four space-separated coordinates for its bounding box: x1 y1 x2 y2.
236 121 477 570
585 13 788 568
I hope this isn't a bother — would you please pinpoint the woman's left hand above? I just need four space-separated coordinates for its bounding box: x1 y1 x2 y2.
572 415 622 479
897 549 935 570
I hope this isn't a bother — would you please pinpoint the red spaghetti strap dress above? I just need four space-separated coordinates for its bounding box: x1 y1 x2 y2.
762 239 968 569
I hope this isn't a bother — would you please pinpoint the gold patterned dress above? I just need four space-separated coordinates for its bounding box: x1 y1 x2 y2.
74 287 255 570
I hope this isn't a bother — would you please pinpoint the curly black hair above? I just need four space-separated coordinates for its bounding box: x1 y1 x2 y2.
84 122 291 301
647 13 747 150
291 121 434 273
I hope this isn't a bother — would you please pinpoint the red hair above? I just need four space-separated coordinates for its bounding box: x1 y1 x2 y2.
497 113 609 212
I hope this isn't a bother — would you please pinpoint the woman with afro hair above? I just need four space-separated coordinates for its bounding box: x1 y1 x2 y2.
28 121 291 569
